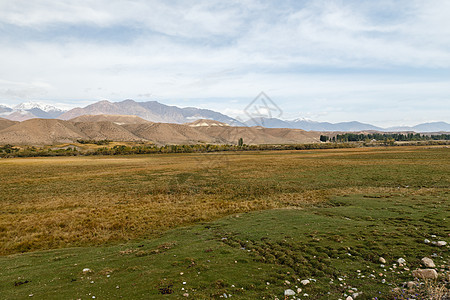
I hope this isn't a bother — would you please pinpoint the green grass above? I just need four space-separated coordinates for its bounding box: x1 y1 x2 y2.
0 146 449 298
1 193 448 299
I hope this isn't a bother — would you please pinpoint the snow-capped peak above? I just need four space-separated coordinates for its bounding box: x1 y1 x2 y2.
0 104 11 109
14 102 63 112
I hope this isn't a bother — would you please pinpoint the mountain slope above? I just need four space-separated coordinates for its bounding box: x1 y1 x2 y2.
59 100 242 125
0 119 85 145
0 118 17 131
72 121 143 141
69 114 150 125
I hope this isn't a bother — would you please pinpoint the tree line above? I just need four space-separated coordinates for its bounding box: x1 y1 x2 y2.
320 133 450 143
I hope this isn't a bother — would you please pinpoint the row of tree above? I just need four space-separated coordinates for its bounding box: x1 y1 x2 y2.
0 142 356 158
320 133 450 143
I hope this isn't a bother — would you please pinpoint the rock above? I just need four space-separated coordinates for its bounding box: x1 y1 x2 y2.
183 293 189 297
301 279 310 285
223 293 228 298
297 288 302 293
397 258 406 264
346 296 353 300
407 281 416 289
412 269 438 280
421 257 436 268
424 239 431 243
82 268 91 273
379 257 386 264
381 279 386 284
284 289 295 296
437 241 447 247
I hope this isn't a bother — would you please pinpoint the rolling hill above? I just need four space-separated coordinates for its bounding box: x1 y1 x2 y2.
0 117 321 145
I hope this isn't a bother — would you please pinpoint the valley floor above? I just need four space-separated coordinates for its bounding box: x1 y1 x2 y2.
0 146 449 299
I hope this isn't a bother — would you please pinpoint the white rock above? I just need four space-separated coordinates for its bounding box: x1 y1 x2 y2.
424 239 431 243
297 288 302 293
82 268 91 273
183 293 189 297
421 257 436 268
301 279 310 285
437 241 447 246
397 258 406 264
346 296 353 300
381 279 386 284
284 289 295 296
412 268 438 279
379 257 386 264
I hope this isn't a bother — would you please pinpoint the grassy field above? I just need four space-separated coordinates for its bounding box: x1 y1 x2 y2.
0 146 449 299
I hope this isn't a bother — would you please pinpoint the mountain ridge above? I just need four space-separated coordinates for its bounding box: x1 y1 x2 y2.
0 100 448 132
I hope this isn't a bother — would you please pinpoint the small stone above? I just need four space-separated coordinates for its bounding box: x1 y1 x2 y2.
223 293 228 298
424 239 431 243
437 241 447 247
284 289 295 296
116 285 119 289
183 293 189 297
397 258 406 264
297 288 302 293
183 282 186 285
407 281 415 289
421 257 436 268
381 279 386 284
346 296 353 300
301 279 310 285
82 268 91 273
412 268 438 279
379 257 386 264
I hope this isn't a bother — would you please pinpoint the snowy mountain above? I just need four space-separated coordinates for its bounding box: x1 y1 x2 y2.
0 104 13 116
1 102 66 120
14 102 64 113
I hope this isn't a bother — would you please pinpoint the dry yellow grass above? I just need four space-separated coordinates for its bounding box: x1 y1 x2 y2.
0 146 448 255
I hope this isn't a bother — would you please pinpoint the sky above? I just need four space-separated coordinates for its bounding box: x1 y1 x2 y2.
0 0 449 127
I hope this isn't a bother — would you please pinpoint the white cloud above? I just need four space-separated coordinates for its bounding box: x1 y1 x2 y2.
0 0 449 126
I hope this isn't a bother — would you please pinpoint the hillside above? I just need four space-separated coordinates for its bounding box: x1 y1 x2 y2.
69 114 150 125
0 118 17 131
0 119 85 145
0 116 322 146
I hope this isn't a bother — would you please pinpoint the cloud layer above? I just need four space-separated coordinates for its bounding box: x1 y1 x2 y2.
0 0 449 126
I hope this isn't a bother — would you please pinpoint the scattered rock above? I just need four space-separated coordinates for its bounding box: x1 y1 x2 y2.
346 296 353 300
424 239 431 244
397 258 406 264
301 279 310 285
82 268 92 273
379 257 386 264
421 257 436 268
284 289 295 296
183 293 189 297
437 241 447 247
412 269 438 280
297 288 302 293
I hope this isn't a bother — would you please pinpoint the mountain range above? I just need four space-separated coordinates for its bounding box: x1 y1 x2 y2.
0 117 319 146
0 100 449 132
